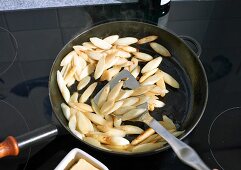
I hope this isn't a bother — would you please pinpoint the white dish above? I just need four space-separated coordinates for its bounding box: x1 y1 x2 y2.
55 148 109 170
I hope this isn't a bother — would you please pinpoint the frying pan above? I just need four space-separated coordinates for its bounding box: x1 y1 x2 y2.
0 21 208 158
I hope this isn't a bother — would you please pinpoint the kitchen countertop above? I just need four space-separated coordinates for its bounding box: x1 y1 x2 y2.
0 0 139 11
0 0 200 11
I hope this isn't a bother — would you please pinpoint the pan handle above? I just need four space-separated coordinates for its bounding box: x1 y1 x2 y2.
179 35 202 58
0 124 58 158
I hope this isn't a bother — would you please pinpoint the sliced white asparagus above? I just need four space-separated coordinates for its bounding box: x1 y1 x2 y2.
149 99 165 108
70 107 78 116
133 95 149 107
115 50 131 58
69 115 84 140
76 111 94 134
71 129 84 140
60 64 67 76
73 45 89 52
83 137 102 148
100 66 121 81
57 71 70 103
62 63 72 78
79 52 96 64
67 77 75 87
162 115 176 130
82 42 97 49
137 35 158 44
92 123 99 132
68 102 93 112
145 91 157 97
103 35 119 44
97 125 126 137
79 55 87 68
121 108 146 121
107 81 123 101
132 142 163 153
105 48 118 55
114 106 136 115
68 114 77 131
172 131 185 137
70 92 78 103
87 133 130 145
121 97 139 107
77 76 91 91
119 61 133 67
84 136 110 150
73 53 84 68
150 42 171 57
113 117 122 127
104 131 125 137
75 58 87 81
141 74 162 86
117 45 137 53
131 128 155 145
94 56 106 80
87 51 105 60
79 82 97 103
133 52 153 61
139 68 158 83
61 103 71 120
90 37 112 50
141 57 162 73
117 125 144 134
114 37 138 46
64 65 77 84
149 86 168 96
160 71 180 88
78 64 95 80
131 65 140 78
131 85 155 96
124 66 130 72
104 53 119 69
139 134 159 145
100 100 115 114
91 99 102 116
97 85 110 108
129 57 138 72
157 83 168 97
116 90 134 101
83 112 107 125
104 144 130 151
115 58 128 66
105 100 124 115
60 51 75 66
105 115 114 127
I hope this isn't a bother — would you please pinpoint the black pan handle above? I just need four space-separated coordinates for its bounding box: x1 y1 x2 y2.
179 35 202 58
0 124 58 158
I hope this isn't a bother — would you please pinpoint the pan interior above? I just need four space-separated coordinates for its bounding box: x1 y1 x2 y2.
49 21 207 155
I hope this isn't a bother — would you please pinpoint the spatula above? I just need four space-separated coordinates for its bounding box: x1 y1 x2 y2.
94 70 210 170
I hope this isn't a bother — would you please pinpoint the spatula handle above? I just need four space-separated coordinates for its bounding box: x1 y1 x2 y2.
0 136 19 158
147 118 210 170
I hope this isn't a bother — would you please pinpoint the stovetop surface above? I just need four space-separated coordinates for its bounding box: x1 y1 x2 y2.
0 1 241 170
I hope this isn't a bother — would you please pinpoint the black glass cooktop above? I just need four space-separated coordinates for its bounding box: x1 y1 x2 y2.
0 1 241 170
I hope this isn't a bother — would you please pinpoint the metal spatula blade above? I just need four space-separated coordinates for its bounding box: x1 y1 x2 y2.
93 70 139 104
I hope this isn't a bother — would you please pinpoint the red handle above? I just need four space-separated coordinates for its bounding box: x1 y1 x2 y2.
0 136 19 158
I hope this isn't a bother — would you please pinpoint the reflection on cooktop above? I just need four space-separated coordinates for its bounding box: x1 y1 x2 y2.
204 55 232 82
0 100 31 169
11 76 48 97
208 107 241 170
0 27 18 76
